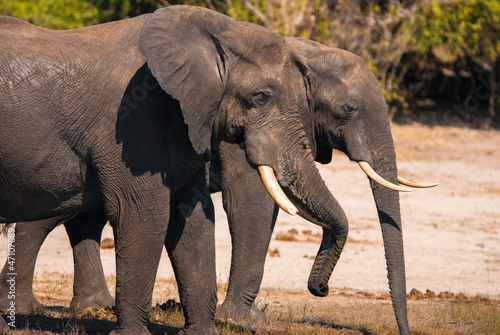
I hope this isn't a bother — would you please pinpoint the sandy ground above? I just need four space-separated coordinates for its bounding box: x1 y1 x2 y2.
1 123 499 303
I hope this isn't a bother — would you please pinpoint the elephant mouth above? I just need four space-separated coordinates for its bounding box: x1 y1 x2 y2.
358 161 438 191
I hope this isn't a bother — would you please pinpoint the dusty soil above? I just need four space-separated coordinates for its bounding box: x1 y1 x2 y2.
1 123 499 307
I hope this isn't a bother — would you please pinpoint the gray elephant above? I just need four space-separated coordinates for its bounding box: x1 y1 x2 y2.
1 34 436 335
0 5 349 334
215 38 436 335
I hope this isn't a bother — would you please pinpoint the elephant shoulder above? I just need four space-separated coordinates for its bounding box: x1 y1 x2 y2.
0 16 35 30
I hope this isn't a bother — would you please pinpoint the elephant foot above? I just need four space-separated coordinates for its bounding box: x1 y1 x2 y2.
215 301 268 333
70 291 115 310
0 293 42 314
249 302 269 325
177 325 220 335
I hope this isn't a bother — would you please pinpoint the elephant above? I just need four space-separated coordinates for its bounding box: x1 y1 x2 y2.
0 6 350 335
214 38 437 335
1 33 437 334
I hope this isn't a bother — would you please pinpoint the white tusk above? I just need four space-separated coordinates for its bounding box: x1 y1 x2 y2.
258 165 298 216
358 161 412 192
398 176 439 188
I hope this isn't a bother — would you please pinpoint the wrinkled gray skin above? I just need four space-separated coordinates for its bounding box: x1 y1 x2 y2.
2 37 411 334
0 6 348 334
214 39 411 334
287 38 410 334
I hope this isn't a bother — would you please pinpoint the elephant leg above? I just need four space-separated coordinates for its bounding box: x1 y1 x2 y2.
166 168 218 335
64 212 114 310
110 202 168 335
214 142 278 330
98 178 170 335
0 216 70 313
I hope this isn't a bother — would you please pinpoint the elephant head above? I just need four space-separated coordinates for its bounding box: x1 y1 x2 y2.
286 37 437 335
140 6 347 260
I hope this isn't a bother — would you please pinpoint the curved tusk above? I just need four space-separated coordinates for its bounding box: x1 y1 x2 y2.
258 165 298 216
398 176 439 188
358 161 412 192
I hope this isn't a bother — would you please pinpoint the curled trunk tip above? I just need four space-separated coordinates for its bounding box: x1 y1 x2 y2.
308 281 329 297
307 227 348 298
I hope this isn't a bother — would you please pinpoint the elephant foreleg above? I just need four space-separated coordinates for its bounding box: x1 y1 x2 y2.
64 212 114 310
213 141 278 330
166 167 218 335
0 216 70 313
108 201 168 335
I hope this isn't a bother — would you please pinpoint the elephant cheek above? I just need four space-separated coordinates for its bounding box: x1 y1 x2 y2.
243 128 279 169
217 98 244 142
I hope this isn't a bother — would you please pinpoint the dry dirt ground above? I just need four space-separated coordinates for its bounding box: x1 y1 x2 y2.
1 123 499 319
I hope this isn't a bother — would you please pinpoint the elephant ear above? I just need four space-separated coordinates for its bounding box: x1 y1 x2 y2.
287 37 337 164
140 6 230 156
287 37 324 162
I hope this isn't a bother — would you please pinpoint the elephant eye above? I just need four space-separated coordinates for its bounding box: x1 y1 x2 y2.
252 91 272 107
342 102 357 116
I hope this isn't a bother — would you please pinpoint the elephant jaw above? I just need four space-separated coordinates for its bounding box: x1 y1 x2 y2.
358 161 438 192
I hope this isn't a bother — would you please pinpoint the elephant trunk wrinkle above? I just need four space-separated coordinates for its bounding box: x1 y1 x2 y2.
370 155 410 335
308 224 348 297
275 146 349 297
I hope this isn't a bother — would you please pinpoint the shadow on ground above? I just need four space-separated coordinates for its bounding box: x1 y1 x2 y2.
2 310 181 334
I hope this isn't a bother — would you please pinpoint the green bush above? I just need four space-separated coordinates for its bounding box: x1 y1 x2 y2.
411 0 500 64
0 0 99 29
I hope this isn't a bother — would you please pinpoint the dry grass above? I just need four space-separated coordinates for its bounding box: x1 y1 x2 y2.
268 247 281 257
275 232 298 242
346 237 382 246
100 238 115 249
8 298 499 335
4 273 499 335
391 123 500 162
275 229 322 243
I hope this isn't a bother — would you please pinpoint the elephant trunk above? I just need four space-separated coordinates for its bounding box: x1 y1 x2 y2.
247 105 348 297
276 144 348 297
370 145 410 335
307 226 346 296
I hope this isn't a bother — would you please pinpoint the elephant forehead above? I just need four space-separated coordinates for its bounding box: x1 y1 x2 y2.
228 44 288 71
233 20 286 51
230 58 288 87
225 28 288 66
231 67 282 93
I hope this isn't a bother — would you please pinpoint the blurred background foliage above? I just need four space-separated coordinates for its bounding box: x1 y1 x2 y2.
1 0 499 127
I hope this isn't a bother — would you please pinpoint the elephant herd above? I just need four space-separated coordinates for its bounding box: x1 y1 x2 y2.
0 5 436 335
